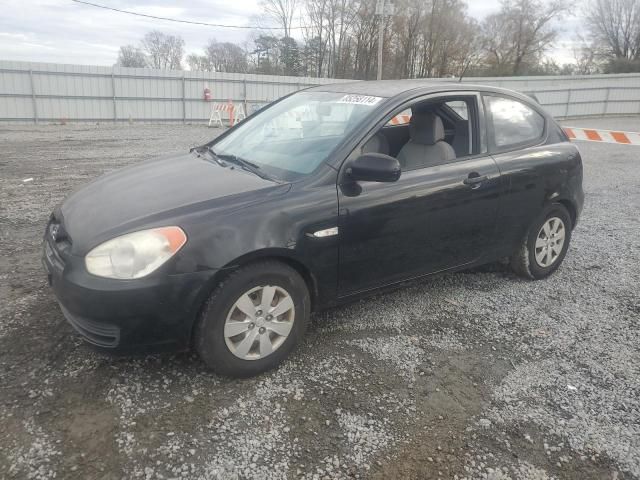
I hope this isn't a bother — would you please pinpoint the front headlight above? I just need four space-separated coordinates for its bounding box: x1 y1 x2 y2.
85 227 187 279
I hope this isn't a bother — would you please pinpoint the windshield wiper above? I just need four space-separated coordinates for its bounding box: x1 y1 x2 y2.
191 145 228 168
214 152 277 182
203 146 229 167
196 146 278 182
216 153 259 169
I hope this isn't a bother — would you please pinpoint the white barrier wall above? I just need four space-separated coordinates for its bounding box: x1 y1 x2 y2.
455 75 640 118
1 60 639 123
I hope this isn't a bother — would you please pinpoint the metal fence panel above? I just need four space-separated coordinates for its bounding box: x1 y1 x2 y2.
0 70 31 95
568 101 606 117
607 101 640 115
541 104 565 118
609 88 640 101
535 90 570 105
1 60 639 124
0 96 33 120
457 73 640 89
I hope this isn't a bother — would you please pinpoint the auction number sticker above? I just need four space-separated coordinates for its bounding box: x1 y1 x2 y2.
337 94 383 106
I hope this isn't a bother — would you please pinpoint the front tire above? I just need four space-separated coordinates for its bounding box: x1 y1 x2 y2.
195 261 310 377
510 203 572 279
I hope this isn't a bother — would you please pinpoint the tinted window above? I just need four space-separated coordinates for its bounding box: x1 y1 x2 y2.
485 96 544 148
445 100 468 120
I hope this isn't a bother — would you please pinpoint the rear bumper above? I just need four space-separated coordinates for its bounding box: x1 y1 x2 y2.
43 239 217 353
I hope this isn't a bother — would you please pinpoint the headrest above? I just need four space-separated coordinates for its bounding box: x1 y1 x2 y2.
362 133 390 155
409 112 445 145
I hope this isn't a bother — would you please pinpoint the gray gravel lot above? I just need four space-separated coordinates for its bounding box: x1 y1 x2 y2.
1 119 639 480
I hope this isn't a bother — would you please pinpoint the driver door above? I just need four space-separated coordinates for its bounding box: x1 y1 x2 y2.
337 93 502 296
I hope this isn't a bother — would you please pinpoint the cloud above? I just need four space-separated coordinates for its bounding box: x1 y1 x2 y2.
466 0 501 19
1 0 579 68
0 0 263 65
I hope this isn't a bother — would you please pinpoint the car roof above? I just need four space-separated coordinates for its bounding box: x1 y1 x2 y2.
307 79 527 101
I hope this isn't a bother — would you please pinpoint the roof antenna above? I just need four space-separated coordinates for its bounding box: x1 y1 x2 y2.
458 63 469 83
458 52 477 82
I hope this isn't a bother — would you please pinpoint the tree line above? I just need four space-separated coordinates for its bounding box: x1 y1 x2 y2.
116 0 640 77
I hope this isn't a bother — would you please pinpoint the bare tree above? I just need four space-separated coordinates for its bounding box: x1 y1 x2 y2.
418 0 478 78
586 0 640 61
482 0 566 75
186 54 213 72
176 0 577 79
328 0 359 77
381 0 480 79
205 39 249 73
447 16 484 79
390 0 423 78
571 37 601 74
261 0 298 37
350 0 380 79
141 31 185 70
303 0 329 76
116 45 146 68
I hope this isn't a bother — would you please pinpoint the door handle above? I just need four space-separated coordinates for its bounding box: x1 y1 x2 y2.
463 174 488 186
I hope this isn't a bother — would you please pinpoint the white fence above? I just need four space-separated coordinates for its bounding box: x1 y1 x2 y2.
1 60 639 124
455 74 640 118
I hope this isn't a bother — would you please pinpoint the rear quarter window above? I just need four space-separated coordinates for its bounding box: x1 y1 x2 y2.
485 96 545 149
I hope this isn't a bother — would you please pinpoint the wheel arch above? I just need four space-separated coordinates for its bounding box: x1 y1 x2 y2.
555 198 577 229
220 249 319 309
544 193 577 230
188 249 319 348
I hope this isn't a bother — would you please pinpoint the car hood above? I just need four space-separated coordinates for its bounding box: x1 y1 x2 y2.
60 151 284 254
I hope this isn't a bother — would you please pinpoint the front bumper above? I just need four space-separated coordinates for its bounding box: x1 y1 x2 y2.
42 236 216 353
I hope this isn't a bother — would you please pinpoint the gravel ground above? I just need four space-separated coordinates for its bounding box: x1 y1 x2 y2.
0 118 638 480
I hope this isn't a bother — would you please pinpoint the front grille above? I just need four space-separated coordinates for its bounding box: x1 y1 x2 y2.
59 304 120 348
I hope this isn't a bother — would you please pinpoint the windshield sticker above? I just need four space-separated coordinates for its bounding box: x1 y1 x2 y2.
337 94 383 106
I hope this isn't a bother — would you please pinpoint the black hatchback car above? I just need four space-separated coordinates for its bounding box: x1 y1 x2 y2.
43 81 583 376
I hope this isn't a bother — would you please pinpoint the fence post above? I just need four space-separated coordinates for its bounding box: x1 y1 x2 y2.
182 75 186 124
29 69 38 125
564 89 572 119
242 79 247 118
603 87 611 117
111 71 117 123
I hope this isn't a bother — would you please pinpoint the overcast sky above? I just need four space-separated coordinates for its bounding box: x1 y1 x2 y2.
1 0 580 68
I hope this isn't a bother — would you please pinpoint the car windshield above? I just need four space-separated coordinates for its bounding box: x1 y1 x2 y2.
211 91 384 181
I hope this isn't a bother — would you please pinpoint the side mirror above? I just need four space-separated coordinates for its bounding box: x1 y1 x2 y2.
346 153 401 183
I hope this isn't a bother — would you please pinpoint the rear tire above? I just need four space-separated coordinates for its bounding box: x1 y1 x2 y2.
510 203 572 280
195 261 310 377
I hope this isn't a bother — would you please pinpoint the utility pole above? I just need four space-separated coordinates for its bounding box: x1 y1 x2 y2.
376 13 384 80
376 0 394 80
